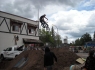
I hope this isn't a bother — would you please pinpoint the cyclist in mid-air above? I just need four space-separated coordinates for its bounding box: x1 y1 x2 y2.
40 14 48 28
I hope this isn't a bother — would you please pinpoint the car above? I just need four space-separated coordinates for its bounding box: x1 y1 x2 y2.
0 45 24 61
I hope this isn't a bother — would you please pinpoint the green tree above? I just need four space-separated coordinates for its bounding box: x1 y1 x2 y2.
74 33 92 46
94 31 95 38
55 34 62 47
75 38 80 46
39 29 55 47
93 31 95 41
51 26 57 47
81 33 92 45
51 26 62 47
70 43 73 46
51 26 55 38
39 29 46 43
39 28 62 47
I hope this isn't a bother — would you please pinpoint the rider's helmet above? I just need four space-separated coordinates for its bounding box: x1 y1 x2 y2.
44 14 46 16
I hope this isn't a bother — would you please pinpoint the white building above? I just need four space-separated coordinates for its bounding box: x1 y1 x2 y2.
0 11 42 52
64 39 67 43
64 36 68 44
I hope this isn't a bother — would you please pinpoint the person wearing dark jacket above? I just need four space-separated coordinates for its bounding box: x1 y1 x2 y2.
82 50 95 70
44 47 57 70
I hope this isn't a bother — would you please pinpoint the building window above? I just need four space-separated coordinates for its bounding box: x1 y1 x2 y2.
29 28 35 34
12 25 19 31
11 19 22 32
27 23 37 35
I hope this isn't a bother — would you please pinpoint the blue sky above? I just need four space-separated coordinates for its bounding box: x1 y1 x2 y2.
0 0 95 43
76 0 95 11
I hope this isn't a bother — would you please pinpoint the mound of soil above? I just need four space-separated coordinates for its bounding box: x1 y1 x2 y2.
51 48 79 70
0 60 11 69
0 48 79 70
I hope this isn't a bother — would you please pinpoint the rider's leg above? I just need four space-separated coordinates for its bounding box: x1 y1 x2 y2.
44 23 48 28
46 24 49 28
43 21 49 28
40 21 45 28
41 20 48 28
42 21 45 28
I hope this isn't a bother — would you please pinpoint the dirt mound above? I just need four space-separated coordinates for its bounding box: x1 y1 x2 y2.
51 48 79 70
6 50 44 70
0 48 79 70
0 60 11 69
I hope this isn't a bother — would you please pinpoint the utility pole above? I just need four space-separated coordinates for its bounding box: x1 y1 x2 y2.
37 9 40 36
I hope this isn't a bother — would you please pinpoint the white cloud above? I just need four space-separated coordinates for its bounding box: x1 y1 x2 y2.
48 10 95 43
87 13 95 27
0 0 83 20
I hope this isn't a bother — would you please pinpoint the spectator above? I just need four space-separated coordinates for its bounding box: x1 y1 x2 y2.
44 47 57 70
82 50 95 70
23 44 30 51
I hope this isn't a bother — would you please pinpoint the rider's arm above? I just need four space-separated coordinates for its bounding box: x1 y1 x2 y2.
45 17 48 20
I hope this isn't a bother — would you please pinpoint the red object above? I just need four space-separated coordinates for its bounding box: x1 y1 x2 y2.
31 44 34 47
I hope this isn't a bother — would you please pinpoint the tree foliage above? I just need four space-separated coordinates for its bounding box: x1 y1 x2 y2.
39 28 62 47
74 33 92 46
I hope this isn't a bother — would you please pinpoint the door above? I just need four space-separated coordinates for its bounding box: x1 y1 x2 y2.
4 47 13 58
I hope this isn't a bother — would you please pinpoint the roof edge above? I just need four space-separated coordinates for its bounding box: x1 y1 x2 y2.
0 10 39 22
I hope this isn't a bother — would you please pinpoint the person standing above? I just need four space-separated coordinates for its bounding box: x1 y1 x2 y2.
82 50 95 70
44 47 57 70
